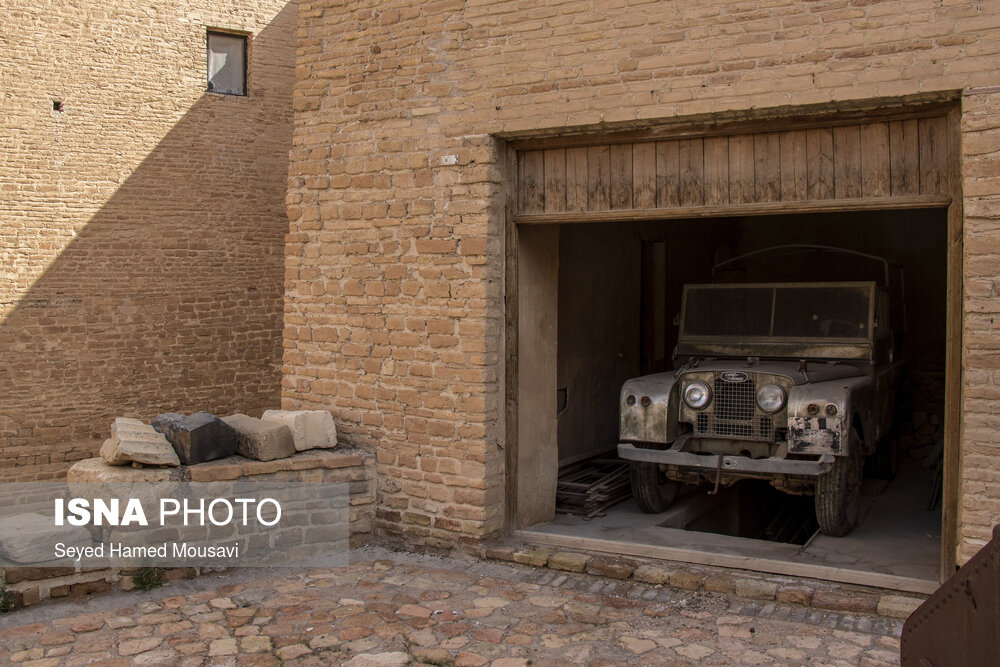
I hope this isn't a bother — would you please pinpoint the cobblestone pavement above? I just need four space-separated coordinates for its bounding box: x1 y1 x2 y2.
0 548 902 666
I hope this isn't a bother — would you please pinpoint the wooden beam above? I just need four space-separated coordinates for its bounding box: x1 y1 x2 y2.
513 530 939 594
514 194 952 225
516 225 560 528
942 106 964 580
504 143 519 535
506 97 958 151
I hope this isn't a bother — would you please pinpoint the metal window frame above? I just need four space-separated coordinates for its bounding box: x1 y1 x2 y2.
206 30 249 97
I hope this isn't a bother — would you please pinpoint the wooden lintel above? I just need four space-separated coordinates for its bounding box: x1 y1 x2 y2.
506 97 959 151
513 195 952 225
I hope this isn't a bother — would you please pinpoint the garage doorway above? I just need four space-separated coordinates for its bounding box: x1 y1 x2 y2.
503 102 962 592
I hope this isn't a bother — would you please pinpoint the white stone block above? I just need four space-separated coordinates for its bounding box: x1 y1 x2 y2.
100 418 180 467
260 410 337 451
0 513 92 564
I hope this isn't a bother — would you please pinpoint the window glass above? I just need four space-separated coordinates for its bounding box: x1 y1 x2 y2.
681 284 872 340
772 286 870 339
207 32 246 96
682 287 773 337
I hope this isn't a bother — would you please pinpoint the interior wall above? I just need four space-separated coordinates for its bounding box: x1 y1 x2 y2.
556 224 642 464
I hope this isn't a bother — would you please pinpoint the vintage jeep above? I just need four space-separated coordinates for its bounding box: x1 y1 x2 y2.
617 246 906 536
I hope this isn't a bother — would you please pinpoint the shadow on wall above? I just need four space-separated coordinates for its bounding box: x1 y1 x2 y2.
0 4 296 480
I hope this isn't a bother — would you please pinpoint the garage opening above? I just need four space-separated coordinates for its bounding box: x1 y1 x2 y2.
506 105 959 593
531 210 946 589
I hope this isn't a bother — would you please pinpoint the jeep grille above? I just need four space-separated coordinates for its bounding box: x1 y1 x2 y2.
714 376 755 421
690 373 777 442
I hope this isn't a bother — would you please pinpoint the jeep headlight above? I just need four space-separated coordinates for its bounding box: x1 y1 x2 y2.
756 384 786 413
683 381 711 409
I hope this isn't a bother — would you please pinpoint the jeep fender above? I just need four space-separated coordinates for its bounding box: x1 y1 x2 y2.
787 376 874 456
619 372 682 444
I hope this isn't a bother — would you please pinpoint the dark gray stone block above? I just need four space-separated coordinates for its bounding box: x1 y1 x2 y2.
152 411 238 465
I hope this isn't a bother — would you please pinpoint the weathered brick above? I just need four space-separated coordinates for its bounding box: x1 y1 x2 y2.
632 565 673 585
548 552 590 573
776 585 814 606
812 590 879 614
877 594 925 619
512 549 551 567
586 557 638 580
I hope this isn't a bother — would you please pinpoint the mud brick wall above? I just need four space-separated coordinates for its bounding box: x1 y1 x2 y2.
287 0 1000 561
959 89 1000 565
0 1 297 480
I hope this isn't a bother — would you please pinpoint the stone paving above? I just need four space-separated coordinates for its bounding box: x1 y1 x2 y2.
0 547 902 666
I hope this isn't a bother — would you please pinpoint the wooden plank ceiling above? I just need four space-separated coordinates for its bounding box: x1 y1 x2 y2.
515 115 951 223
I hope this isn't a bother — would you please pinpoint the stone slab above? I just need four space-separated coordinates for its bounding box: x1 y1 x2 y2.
261 410 337 451
548 551 590 573
152 412 238 465
0 513 92 564
877 594 924 619
67 457 186 484
100 418 180 467
221 413 295 462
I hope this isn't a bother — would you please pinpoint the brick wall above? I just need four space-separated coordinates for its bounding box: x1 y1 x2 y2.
287 0 1000 558
0 1 296 479
959 87 1000 564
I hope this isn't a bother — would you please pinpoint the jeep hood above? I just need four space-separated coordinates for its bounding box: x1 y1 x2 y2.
674 359 864 385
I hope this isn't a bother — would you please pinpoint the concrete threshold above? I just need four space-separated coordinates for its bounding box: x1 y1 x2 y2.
513 528 938 595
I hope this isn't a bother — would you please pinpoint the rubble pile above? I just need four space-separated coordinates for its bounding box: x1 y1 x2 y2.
94 409 339 468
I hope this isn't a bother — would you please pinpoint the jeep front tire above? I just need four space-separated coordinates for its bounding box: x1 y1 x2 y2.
630 456 681 513
815 430 863 536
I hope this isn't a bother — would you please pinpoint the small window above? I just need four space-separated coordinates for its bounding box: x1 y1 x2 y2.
207 31 247 96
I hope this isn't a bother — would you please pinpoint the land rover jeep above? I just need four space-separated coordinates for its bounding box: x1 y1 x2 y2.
617 248 906 537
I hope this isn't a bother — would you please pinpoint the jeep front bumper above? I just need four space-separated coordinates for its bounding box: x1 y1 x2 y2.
618 442 835 476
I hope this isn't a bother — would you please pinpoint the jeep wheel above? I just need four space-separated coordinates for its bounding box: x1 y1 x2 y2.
815 432 863 537
630 460 681 513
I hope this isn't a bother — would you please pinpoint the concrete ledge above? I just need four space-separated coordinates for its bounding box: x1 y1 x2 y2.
7 450 376 610
484 541 928 620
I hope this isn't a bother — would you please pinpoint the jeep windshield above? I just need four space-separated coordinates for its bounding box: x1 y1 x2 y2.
677 282 876 360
